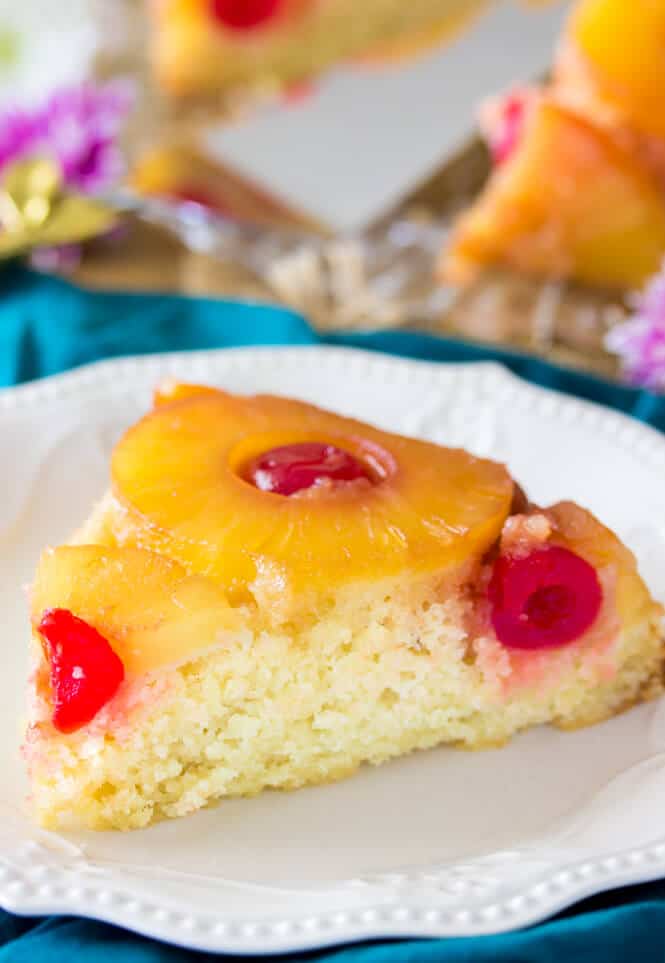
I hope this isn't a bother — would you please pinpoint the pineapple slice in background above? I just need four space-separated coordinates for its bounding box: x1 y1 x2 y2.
557 0 665 143
442 0 665 291
442 100 665 291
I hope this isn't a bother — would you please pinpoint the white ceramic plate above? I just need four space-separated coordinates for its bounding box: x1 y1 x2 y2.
2 346 665 956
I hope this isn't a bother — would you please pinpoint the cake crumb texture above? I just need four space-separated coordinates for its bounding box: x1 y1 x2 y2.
28 575 663 831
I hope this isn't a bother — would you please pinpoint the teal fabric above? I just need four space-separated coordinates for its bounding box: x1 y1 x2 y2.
3 266 665 431
2 265 665 961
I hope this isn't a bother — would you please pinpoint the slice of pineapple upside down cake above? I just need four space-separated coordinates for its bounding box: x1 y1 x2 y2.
26 384 664 830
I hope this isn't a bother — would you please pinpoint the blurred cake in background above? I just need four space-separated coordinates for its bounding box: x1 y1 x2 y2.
135 0 498 226
148 0 491 105
442 0 665 291
135 0 568 236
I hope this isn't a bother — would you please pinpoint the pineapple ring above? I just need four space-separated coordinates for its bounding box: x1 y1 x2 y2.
443 100 665 290
567 0 665 141
111 388 514 596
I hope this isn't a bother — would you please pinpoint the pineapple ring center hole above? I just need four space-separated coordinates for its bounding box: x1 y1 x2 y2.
231 433 396 496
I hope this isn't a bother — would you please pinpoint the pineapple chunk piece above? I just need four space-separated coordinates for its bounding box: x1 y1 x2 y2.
32 545 240 676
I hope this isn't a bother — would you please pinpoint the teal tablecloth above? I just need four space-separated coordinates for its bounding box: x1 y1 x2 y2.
2 266 665 962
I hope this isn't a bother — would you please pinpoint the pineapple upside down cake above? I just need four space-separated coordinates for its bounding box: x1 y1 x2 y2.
149 0 491 104
441 0 665 291
26 383 664 830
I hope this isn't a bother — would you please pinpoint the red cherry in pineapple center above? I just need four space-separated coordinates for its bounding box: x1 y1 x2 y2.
210 0 284 30
245 442 371 495
488 546 602 650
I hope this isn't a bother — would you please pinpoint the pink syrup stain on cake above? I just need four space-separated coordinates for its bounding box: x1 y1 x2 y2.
85 672 174 741
23 668 174 777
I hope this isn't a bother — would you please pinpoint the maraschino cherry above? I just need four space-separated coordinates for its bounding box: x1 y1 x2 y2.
210 0 284 30
38 609 125 733
488 546 602 650
487 92 530 165
245 442 370 495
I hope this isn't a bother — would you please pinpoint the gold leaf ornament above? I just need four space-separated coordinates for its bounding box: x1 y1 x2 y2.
0 157 117 259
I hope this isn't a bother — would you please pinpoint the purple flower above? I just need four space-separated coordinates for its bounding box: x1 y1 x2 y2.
0 110 40 169
606 262 665 393
0 80 133 275
40 80 133 193
640 267 665 326
0 79 133 194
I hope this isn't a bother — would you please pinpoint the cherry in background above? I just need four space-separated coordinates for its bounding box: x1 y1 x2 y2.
210 0 284 31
